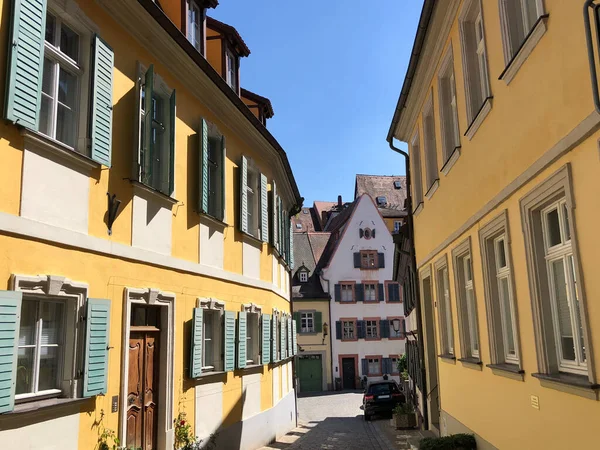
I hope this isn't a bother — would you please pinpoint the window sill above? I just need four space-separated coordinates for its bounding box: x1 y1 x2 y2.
22 129 100 172
196 370 227 378
441 147 461 176
438 354 456 362
241 231 264 248
487 363 524 381
131 180 178 206
413 202 424 216
465 97 493 141
424 180 439 200
199 212 229 228
458 357 482 370
8 396 90 415
532 372 599 400
499 15 549 85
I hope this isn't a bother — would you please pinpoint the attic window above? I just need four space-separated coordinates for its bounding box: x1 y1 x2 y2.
302 209 309 214
394 181 402 189
295 223 302 229
376 196 387 206
299 272 308 283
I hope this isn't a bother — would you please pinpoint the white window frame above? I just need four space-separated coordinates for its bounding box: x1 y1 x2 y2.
186 0 204 54
411 130 424 213
365 320 378 339
198 298 225 372
364 283 377 302
245 160 261 238
341 284 354 302
434 256 454 356
499 0 544 62
300 312 314 333
342 320 355 340
367 358 380 375
243 303 262 365
437 47 461 172
494 235 519 364
422 92 439 196
299 271 308 283
394 221 402 232
225 48 238 92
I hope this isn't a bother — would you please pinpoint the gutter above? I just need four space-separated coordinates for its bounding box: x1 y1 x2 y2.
387 0 436 142
137 0 303 208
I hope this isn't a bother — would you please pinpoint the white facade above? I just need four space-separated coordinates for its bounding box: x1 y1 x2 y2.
322 195 406 388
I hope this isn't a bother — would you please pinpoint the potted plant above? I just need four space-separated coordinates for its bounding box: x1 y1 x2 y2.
419 434 476 450
392 402 417 429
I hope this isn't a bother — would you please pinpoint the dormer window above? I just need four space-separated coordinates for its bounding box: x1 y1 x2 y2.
186 0 204 54
376 196 387 206
394 180 402 189
226 49 237 91
299 272 308 283
295 223 302 230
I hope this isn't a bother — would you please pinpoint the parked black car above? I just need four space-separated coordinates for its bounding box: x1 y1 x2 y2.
362 380 405 421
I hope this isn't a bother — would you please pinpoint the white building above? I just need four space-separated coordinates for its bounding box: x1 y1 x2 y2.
320 194 406 389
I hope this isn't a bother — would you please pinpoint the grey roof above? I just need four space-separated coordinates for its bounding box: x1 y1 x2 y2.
292 233 330 300
354 175 408 212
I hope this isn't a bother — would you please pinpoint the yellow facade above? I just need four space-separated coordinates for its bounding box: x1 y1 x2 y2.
0 0 299 449
390 1 600 448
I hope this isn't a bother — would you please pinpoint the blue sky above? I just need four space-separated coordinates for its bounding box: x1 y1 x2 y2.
211 1 422 206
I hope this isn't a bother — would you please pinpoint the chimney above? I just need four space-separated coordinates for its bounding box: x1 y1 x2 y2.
337 195 342 207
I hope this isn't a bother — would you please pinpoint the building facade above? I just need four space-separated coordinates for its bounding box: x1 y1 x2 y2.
0 1 300 449
389 1 600 448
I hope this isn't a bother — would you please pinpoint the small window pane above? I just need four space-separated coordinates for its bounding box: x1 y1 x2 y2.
40 302 63 345
60 23 79 61
499 277 516 357
45 13 56 44
19 300 37 346
38 346 60 391
562 203 571 241
551 259 575 361
466 287 478 354
568 255 586 363
496 239 507 269
16 348 35 395
546 208 562 247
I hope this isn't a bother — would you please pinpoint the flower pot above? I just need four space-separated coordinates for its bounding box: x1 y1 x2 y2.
393 412 417 429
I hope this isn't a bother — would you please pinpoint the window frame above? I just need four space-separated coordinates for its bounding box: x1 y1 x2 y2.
422 91 439 197
366 355 382 377
410 129 424 214
434 255 455 356
452 238 481 362
300 311 315 334
185 0 205 55
498 0 546 64
340 282 356 303
360 250 378 270
299 271 308 283
437 46 461 174
362 281 378 303
520 164 594 383
364 318 380 341
390 355 401 375
224 47 238 93
198 299 225 373
341 318 357 342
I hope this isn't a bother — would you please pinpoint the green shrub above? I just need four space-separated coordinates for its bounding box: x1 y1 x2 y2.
419 433 476 450
393 402 414 415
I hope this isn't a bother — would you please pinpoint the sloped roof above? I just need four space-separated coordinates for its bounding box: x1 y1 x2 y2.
308 232 330 263
354 175 407 212
206 16 251 57
240 88 274 118
292 233 330 300
292 207 317 233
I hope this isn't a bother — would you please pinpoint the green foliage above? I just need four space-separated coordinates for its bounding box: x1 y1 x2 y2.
397 354 407 373
94 409 123 450
419 434 477 450
393 402 414 415
174 412 217 450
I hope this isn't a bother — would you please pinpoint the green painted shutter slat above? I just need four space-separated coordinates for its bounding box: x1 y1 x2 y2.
271 315 278 362
353 253 361 268
280 316 286 359
90 35 114 166
357 320 366 339
199 118 209 213
224 311 236 372
287 316 292 358
378 284 385 302
237 311 247 369
278 196 283 253
262 314 271 364
380 320 390 338
378 253 385 268
4 0 47 129
260 174 268 242
84 298 110 397
0 290 22 413
240 156 248 233
219 134 226 221
383 358 391 375
334 284 341 302
190 308 203 378
168 88 176 195
271 182 278 249
292 320 297 356
293 312 300 331
142 65 154 186
355 284 364 302
314 312 322 333
335 321 342 340
289 218 294 269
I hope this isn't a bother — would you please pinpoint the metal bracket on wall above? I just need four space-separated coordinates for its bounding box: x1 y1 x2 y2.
584 0 600 113
107 193 121 236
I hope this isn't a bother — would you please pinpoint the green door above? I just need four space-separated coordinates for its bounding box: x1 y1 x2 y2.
298 354 323 393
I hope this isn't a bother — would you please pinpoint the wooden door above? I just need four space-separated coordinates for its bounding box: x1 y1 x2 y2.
127 331 159 450
342 357 356 390
298 355 323 393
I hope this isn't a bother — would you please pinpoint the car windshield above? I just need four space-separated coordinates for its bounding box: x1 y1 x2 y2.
368 383 398 395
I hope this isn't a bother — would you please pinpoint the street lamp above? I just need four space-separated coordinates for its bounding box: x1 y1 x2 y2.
391 318 401 333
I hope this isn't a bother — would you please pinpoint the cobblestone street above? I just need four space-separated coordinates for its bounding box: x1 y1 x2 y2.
260 391 429 450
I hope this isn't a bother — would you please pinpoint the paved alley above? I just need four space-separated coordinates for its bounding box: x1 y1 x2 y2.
260 391 428 450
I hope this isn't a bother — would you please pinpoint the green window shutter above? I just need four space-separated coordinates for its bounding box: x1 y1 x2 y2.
237 311 247 369
90 35 114 166
142 65 154 186
199 118 209 214
293 312 300 331
383 358 391 374
353 253 361 268
335 321 342 340
262 314 271 364
4 0 47 129
223 311 236 372
190 307 203 378
219 134 226 221
280 316 286 359
289 218 294 269
314 312 322 333
271 316 278 361
380 320 390 338
84 298 111 397
292 320 297 356
278 196 283 253
260 173 268 242
378 284 385 302
0 290 22 414
240 156 248 233
334 284 341 302
271 182 278 249
355 284 364 302
378 253 385 268
287 316 292 358
168 88 176 195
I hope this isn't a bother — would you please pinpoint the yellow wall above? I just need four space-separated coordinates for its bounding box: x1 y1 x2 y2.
384 217 403 234
295 300 333 388
403 1 600 448
206 28 223 78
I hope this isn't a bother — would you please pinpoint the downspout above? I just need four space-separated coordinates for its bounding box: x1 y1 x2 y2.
290 267 298 426
319 270 335 391
388 138 428 431
584 0 600 113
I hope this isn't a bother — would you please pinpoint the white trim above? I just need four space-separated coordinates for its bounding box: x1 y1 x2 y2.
441 147 461 176
465 97 492 141
413 202 424 217
425 180 440 200
0 211 290 301
119 287 176 450
21 129 99 171
410 130 424 206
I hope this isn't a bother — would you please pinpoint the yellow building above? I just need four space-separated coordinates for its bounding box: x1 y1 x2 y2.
388 1 600 449
0 1 301 449
292 232 333 392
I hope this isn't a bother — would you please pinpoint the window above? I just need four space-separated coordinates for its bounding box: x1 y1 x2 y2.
342 320 355 340
422 94 438 193
341 283 354 302
394 180 402 189
520 165 592 379
299 271 308 283
201 309 223 371
435 259 455 356
438 49 461 166
16 299 65 398
272 312 279 360
40 12 84 149
366 320 379 339
494 236 518 363
363 228 372 239
360 250 378 269
500 0 543 61
390 356 400 374
201 120 225 220
301 312 314 333
453 241 480 360
245 162 261 238
296 223 302 229
411 131 424 210
225 49 237 92
394 221 402 233
376 196 387 206
367 357 381 376
459 0 491 125
246 313 260 365
186 0 203 53
364 283 377 302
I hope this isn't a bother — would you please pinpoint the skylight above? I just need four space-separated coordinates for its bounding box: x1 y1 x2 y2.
394 180 402 189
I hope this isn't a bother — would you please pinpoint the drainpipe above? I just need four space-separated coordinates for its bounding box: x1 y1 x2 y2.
319 269 335 391
388 138 428 430
584 0 600 113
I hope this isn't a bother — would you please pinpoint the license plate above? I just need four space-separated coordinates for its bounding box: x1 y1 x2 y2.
378 394 390 399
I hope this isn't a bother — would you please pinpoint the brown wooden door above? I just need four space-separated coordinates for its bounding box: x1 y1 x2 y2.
127 331 159 450
342 357 356 390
